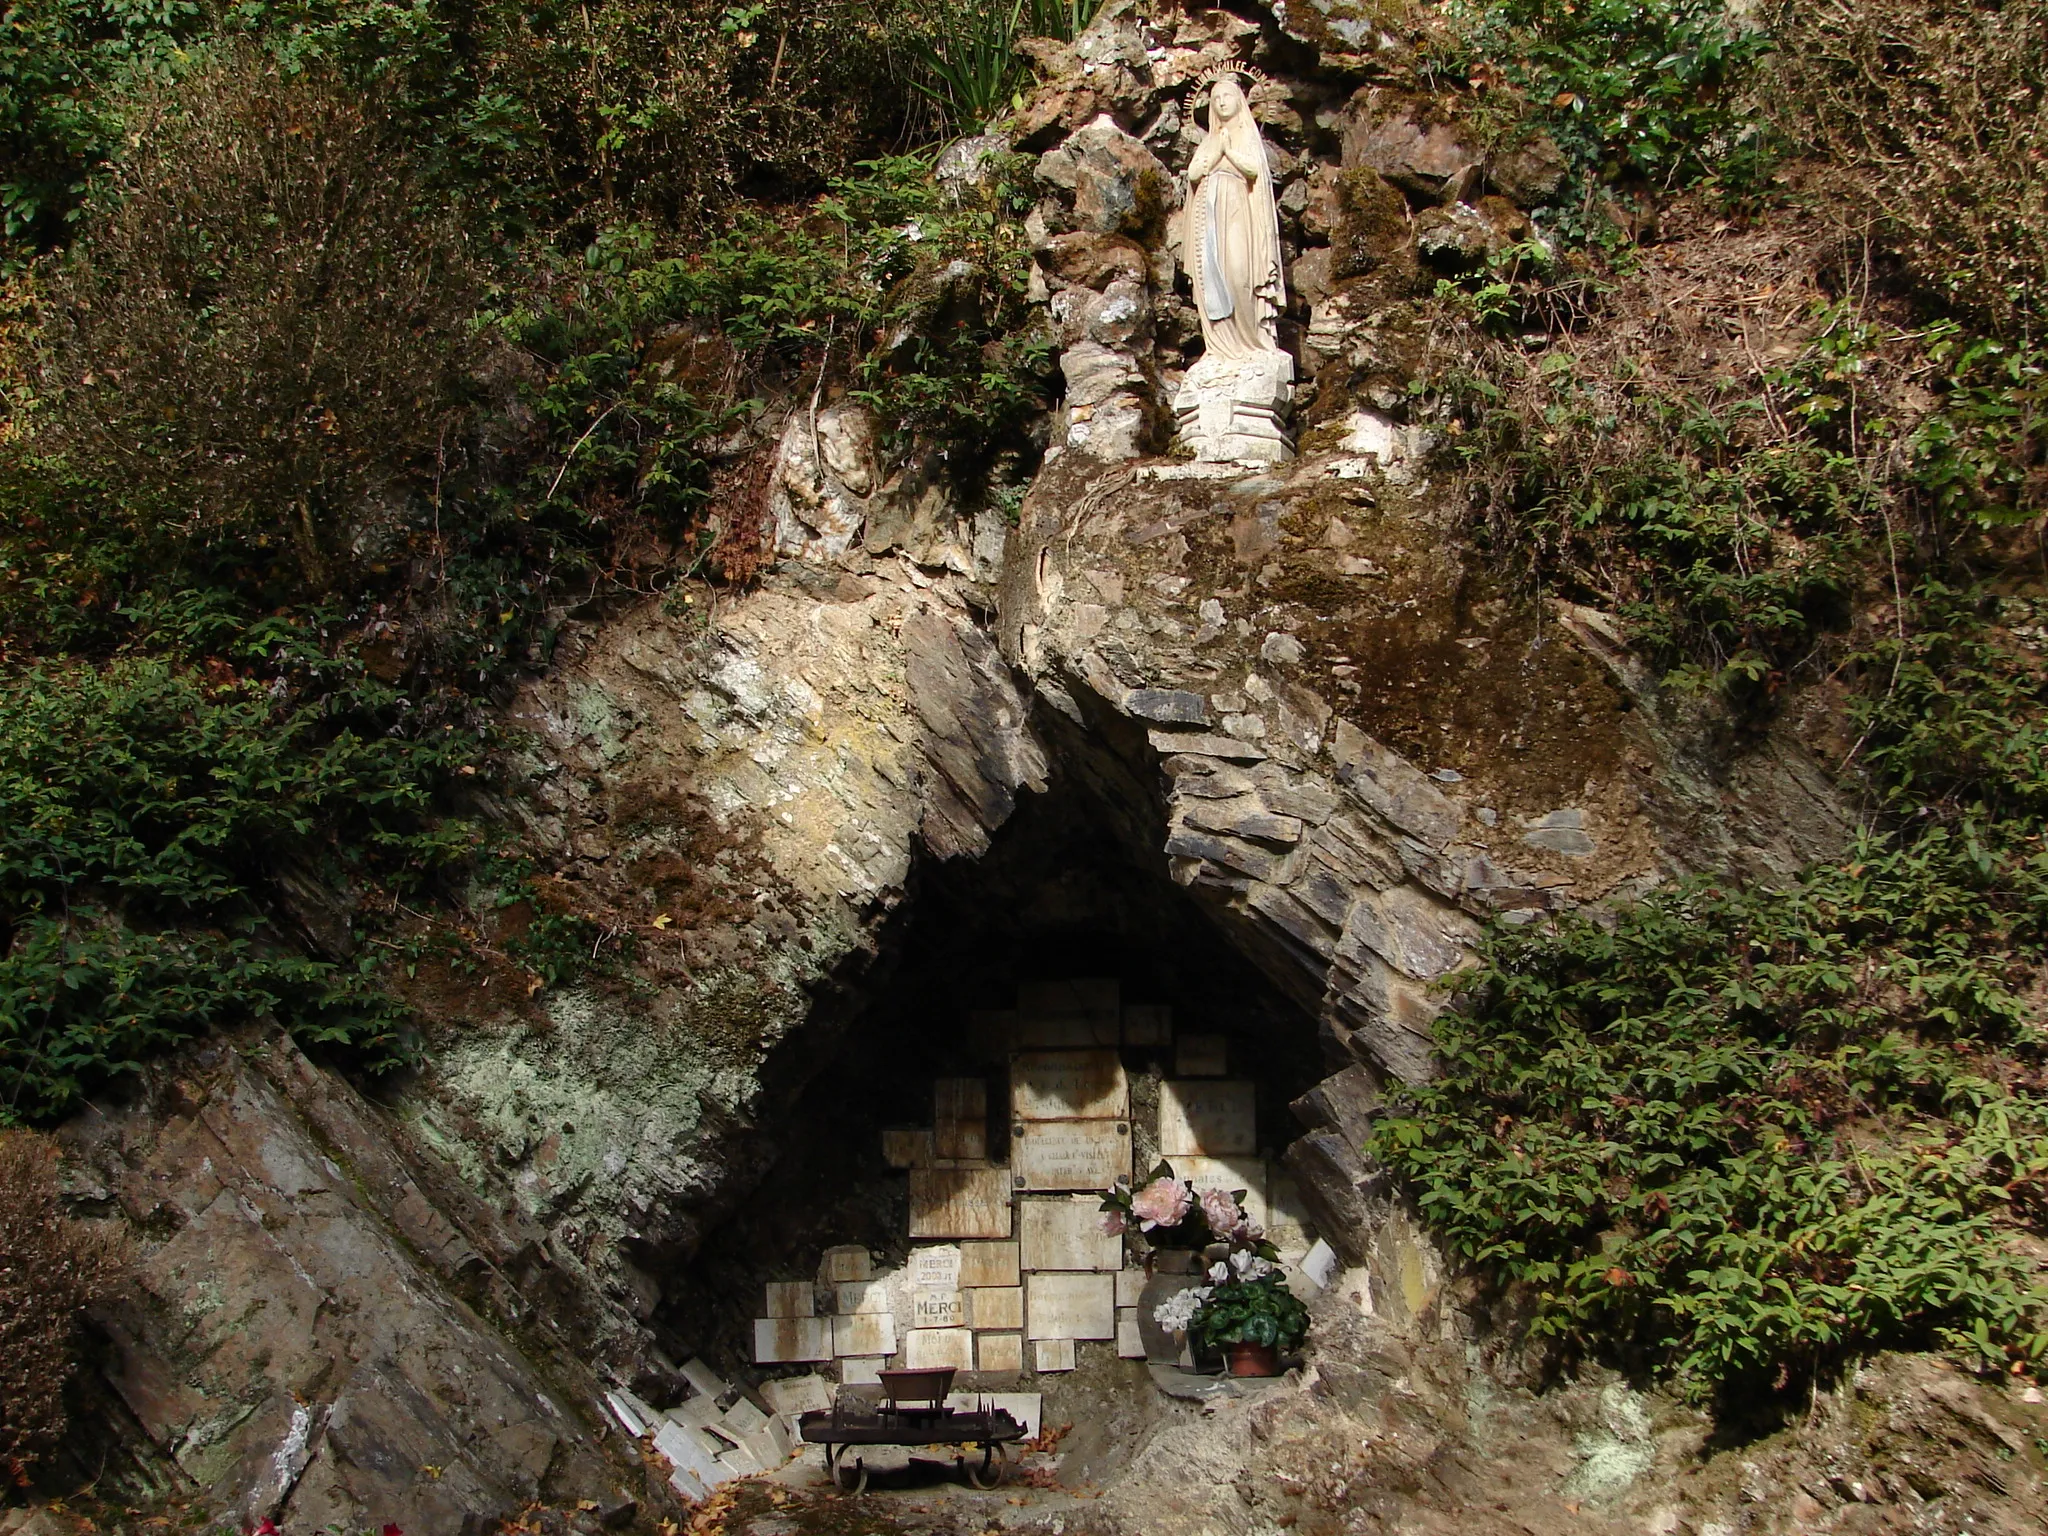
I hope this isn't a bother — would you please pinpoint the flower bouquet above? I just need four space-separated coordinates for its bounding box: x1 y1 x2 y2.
1105 1162 1308 1375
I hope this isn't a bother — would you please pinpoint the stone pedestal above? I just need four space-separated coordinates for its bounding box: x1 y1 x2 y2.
1173 351 1295 464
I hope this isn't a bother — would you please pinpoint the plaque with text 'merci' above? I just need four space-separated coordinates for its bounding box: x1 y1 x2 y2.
1012 1118 1131 1191
1011 1051 1129 1120
907 1166 1013 1239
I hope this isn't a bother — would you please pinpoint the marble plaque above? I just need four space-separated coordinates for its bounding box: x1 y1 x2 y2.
840 1357 884 1385
819 1245 872 1284
908 1166 1012 1238
1017 978 1120 1047
974 1333 1024 1374
1115 1309 1145 1358
1265 1167 1315 1257
882 1127 933 1168
1026 1272 1116 1340
833 1312 896 1358
1034 1337 1078 1372
721 1399 768 1438
904 1327 975 1371
1019 1195 1124 1271
1172 1154 1269 1228
653 1421 726 1498
912 1288 965 1328
909 1245 963 1290
1122 1003 1173 1046
934 1078 988 1160
967 1285 1025 1331
959 1240 1021 1289
1014 1119 1131 1191
681 1357 729 1402
755 1317 832 1363
741 1420 791 1471
835 1280 892 1315
1175 1034 1229 1076
1115 1269 1145 1308
1160 1079 1257 1156
764 1281 813 1318
1012 1051 1129 1120
760 1375 832 1420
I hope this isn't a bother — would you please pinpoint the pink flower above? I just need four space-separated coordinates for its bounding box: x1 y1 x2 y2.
1100 1208 1128 1236
1200 1187 1246 1241
1130 1176 1191 1230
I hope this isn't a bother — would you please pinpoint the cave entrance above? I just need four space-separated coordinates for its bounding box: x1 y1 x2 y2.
654 772 1329 1483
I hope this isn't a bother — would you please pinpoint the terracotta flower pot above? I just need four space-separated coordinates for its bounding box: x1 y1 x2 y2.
1226 1342 1281 1378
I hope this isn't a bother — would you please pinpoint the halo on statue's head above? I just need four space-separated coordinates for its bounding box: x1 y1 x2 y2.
1192 61 1273 101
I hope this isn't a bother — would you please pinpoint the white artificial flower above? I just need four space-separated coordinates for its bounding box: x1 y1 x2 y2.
1151 1285 1207 1333
1229 1251 1277 1282
1207 1261 1229 1284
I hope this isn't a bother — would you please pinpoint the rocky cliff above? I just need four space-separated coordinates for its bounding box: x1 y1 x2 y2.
30 4 2048 1535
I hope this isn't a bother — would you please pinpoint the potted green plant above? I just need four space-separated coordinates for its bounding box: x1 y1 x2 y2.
1189 1256 1309 1378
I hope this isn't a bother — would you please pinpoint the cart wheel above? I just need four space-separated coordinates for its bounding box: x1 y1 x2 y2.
965 1440 1007 1490
827 1444 868 1494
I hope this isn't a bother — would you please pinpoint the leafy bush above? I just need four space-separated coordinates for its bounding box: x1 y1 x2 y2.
1431 0 1774 234
1375 804 2048 1396
0 1128 120 1482
1767 0 2048 335
495 152 1050 566
0 632 473 1121
908 0 1104 133
35 48 480 595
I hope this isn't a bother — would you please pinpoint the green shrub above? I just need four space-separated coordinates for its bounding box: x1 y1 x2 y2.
0 636 474 1120
1431 0 1774 237
1375 812 2048 1397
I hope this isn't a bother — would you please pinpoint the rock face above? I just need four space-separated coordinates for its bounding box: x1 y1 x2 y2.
57 1035 654 1531
37 6 1926 1532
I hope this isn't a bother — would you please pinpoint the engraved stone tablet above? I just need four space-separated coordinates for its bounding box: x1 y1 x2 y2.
1017 979 1120 1047
1160 1079 1257 1155
764 1281 813 1318
1034 1337 1078 1372
904 1327 975 1371
1123 1003 1173 1046
1026 1272 1116 1339
1019 1195 1124 1271
1176 1034 1229 1076
909 1245 963 1290
912 1289 965 1329
908 1167 1013 1238
882 1127 933 1168
1115 1269 1145 1308
819 1245 872 1284
755 1317 832 1363
836 1280 893 1315
1012 1051 1130 1120
975 1333 1024 1374
832 1312 897 1358
1014 1119 1131 1191
681 1357 729 1402
721 1399 768 1438
967 1286 1025 1331
1265 1166 1315 1258
760 1375 832 1420
840 1358 884 1385
959 1240 1021 1289
1116 1309 1145 1358
934 1078 988 1161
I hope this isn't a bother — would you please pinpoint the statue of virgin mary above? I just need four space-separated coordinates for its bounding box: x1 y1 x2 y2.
1177 72 1286 362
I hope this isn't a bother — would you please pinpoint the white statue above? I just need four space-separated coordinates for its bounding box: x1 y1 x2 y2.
1179 73 1285 362
1171 69 1295 463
